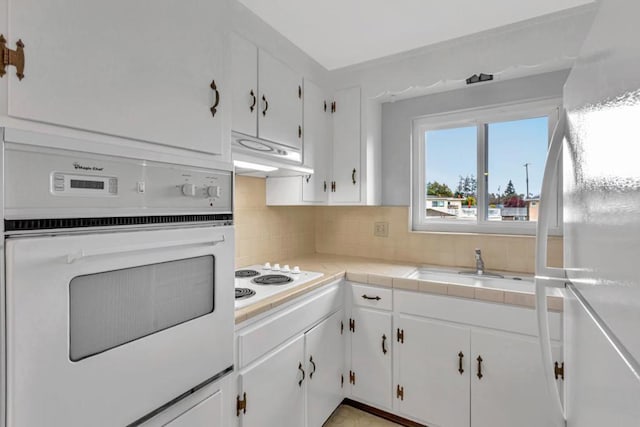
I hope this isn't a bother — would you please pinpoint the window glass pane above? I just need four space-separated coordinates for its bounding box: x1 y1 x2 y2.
69 255 214 361
487 117 548 222
424 126 477 221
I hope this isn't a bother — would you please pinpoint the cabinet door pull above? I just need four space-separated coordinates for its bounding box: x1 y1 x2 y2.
476 356 483 379
361 294 381 301
298 125 302 138
458 352 464 374
352 168 357 185
249 89 257 112
382 334 388 355
309 356 316 379
324 181 327 192
210 80 220 117
298 362 305 386
262 95 269 116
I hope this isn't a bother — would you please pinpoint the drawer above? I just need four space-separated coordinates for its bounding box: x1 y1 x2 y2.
351 283 392 311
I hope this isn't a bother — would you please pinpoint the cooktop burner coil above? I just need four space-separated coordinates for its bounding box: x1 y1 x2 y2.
252 274 294 285
235 269 260 278
235 288 256 299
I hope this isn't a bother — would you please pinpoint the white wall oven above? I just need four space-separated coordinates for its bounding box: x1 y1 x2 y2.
2 139 234 427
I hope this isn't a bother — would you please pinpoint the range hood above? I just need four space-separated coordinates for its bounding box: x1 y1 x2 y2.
231 132 313 177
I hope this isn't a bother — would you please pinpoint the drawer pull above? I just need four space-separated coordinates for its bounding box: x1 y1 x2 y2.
361 294 381 301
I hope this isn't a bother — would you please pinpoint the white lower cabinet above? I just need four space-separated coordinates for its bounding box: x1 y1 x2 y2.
305 310 346 427
470 329 562 427
395 315 471 427
235 282 345 427
348 284 393 410
393 290 564 427
238 335 306 427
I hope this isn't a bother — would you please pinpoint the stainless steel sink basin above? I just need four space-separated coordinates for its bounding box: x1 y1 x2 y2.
458 270 504 278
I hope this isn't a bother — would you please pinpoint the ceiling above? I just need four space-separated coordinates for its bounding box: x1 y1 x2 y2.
237 0 595 70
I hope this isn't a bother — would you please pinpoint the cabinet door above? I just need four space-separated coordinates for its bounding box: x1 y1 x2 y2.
301 80 331 203
331 87 361 204
350 307 392 409
238 335 305 427
230 33 258 137
258 50 303 149
471 330 562 427
395 315 471 427
305 310 345 427
7 0 225 155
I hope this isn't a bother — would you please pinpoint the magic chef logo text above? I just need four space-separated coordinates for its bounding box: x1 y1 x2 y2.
73 162 104 171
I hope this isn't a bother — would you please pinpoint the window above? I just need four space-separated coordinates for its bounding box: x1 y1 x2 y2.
412 100 561 235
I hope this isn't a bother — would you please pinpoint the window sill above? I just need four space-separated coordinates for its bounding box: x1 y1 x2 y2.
411 222 563 237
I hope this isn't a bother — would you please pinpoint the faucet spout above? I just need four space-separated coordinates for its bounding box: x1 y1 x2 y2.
474 248 485 275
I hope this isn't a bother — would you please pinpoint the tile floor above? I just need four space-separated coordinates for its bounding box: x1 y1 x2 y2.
324 405 403 426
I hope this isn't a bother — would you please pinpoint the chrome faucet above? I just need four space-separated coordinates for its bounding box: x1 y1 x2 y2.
474 248 485 275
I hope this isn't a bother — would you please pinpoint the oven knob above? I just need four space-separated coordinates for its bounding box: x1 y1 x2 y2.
207 185 222 199
181 183 196 197
291 266 301 274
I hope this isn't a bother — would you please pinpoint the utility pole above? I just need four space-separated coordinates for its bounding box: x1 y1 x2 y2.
523 163 531 199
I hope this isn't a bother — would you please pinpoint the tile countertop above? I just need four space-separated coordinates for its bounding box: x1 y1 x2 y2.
234 254 564 324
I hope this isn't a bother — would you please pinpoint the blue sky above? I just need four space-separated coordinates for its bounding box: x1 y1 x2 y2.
424 116 548 197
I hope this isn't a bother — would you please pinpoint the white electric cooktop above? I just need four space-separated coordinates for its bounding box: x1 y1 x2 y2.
234 263 324 309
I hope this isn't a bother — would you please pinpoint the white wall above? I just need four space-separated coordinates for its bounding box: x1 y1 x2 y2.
381 69 570 205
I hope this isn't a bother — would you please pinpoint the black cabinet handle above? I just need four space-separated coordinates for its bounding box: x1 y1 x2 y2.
382 334 387 355
352 168 357 185
309 356 316 379
458 352 464 375
298 125 302 138
298 362 305 386
477 356 483 379
249 89 256 112
323 181 327 192
262 95 269 116
210 80 220 117
361 294 381 301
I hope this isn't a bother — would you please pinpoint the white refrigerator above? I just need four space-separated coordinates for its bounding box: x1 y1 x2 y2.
536 0 640 426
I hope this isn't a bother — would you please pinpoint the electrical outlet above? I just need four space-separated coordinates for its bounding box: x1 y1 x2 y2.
374 222 389 237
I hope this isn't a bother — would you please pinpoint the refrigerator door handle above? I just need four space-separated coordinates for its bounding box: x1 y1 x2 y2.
535 108 567 427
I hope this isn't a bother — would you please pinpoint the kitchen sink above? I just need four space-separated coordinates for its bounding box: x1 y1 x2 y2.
407 267 536 293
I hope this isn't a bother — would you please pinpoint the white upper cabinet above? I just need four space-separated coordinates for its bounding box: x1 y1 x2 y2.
330 87 362 204
302 79 331 202
230 33 258 138
230 34 303 150
258 50 303 149
5 0 227 155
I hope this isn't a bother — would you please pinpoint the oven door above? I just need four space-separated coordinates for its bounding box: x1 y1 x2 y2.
5 226 234 427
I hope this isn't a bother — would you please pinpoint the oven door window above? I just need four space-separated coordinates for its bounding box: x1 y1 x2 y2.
69 255 214 361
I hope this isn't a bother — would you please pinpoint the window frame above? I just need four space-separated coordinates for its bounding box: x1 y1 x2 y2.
411 98 562 235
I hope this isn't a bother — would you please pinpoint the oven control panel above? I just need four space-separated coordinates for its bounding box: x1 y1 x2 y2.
5 145 233 218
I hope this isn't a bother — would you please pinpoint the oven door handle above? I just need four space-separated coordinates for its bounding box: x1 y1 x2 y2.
66 236 226 264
